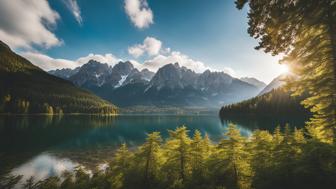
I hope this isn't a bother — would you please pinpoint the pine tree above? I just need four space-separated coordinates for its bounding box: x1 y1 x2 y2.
216 123 251 189
235 0 336 142
249 130 273 189
137 132 163 187
165 126 192 183
190 130 204 172
110 143 134 189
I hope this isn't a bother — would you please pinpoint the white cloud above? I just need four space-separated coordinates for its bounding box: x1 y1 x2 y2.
76 53 122 66
128 45 145 58
124 0 153 29
22 50 237 78
128 37 162 58
0 0 61 49
63 0 82 25
22 52 121 71
127 37 237 76
22 52 80 70
141 51 210 73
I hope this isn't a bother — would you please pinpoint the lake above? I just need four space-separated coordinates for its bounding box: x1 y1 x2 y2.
0 114 306 182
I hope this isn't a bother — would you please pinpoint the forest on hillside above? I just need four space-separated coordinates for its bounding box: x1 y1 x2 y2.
0 42 117 115
219 88 311 117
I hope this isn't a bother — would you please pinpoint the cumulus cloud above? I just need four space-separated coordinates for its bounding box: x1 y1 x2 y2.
22 52 80 70
128 46 145 58
22 52 121 71
23 50 237 78
127 36 206 72
128 37 162 58
63 0 82 25
141 51 210 73
76 53 122 66
124 0 153 29
0 0 61 49
127 37 236 75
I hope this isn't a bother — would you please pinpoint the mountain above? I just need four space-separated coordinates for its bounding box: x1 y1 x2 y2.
146 63 198 90
49 61 262 108
143 64 260 107
0 41 117 114
69 60 111 87
240 77 266 89
122 68 155 86
105 61 135 88
58 60 155 89
48 67 80 79
259 74 287 95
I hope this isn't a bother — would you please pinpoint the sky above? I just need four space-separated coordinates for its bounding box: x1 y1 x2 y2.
0 0 286 83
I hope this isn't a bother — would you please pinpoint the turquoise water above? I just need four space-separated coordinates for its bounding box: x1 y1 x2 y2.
0 115 305 181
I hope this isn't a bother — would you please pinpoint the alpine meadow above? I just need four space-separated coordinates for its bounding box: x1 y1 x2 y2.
0 0 335 189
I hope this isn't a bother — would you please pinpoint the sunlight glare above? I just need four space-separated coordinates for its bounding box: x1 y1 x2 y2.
279 64 289 74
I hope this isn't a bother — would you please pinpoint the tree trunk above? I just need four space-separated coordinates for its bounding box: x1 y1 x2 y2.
144 143 152 187
180 153 185 182
328 5 336 140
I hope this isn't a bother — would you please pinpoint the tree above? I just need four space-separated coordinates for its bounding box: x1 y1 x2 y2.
164 126 192 184
190 130 204 172
188 130 213 188
249 130 273 189
109 143 134 189
235 0 336 142
137 132 163 187
215 123 251 189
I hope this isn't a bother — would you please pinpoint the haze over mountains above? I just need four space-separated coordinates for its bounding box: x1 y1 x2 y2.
258 74 287 95
49 60 267 108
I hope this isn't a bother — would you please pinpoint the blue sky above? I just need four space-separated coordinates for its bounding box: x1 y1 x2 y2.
0 0 285 83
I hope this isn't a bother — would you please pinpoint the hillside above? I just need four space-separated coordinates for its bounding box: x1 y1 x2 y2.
0 41 117 114
219 87 311 118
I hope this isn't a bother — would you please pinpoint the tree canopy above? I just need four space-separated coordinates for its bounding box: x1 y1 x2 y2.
235 0 336 142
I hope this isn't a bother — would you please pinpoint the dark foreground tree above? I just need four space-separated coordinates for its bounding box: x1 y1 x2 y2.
235 0 336 142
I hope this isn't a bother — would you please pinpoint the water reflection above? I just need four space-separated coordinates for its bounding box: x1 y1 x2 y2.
220 115 307 131
0 114 305 179
11 153 77 182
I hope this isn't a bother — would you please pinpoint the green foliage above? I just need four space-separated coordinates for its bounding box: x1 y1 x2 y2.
164 126 192 184
136 132 163 187
4 125 336 189
0 41 118 115
235 0 336 142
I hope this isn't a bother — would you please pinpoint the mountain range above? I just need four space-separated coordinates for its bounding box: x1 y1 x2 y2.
0 39 284 113
0 41 117 114
49 60 266 108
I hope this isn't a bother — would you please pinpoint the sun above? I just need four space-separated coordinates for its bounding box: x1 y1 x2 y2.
279 64 289 74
